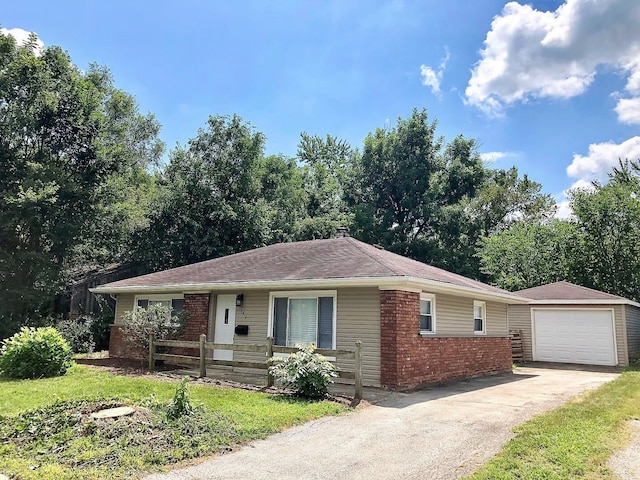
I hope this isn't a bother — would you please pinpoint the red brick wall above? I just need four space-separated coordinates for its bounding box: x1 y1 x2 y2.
109 293 210 359
109 325 145 359
172 293 210 356
380 290 512 389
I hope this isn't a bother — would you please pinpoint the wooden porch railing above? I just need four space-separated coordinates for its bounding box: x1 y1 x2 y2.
148 334 363 400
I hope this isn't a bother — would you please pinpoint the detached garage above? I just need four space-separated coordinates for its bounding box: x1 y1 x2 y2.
508 282 640 367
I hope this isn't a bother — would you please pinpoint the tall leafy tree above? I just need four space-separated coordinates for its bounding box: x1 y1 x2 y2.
478 220 576 291
478 161 640 299
570 163 640 300
0 32 162 330
258 154 306 243
352 109 554 278
353 108 444 248
134 115 271 271
295 133 357 240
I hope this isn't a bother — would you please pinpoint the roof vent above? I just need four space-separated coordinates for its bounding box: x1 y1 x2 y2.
335 227 350 238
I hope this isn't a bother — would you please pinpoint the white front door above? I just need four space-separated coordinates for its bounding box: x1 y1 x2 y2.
214 294 236 360
532 308 617 366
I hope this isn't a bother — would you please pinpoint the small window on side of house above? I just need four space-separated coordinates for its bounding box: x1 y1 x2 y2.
420 294 435 334
473 300 486 334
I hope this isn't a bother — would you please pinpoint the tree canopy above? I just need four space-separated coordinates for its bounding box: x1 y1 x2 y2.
133 114 269 271
478 161 640 300
15 31 640 337
0 32 162 333
352 109 555 278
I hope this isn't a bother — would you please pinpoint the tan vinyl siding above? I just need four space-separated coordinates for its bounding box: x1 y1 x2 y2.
229 290 270 365
486 301 508 336
336 287 381 386
625 305 640 361
508 304 627 366
431 294 508 337
114 293 135 325
616 305 627 365
229 287 381 386
507 304 533 360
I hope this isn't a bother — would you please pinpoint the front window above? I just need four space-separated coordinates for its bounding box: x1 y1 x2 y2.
420 294 435 333
474 300 486 334
136 295 184 313
271 292 335 349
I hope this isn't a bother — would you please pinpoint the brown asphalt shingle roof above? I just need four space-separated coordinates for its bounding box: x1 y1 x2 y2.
98 237 510 295
515 281 628 302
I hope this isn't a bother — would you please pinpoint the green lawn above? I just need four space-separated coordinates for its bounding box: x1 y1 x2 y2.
468 368 640 479
0 364 346 479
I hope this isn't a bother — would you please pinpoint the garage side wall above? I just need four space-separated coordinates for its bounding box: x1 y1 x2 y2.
507 304 533 361
626 305 640 361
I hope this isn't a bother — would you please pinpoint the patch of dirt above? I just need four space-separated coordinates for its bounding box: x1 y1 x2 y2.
76 358 359 407
609 419 640 480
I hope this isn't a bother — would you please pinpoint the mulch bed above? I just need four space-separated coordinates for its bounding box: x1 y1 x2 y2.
75 357 359 407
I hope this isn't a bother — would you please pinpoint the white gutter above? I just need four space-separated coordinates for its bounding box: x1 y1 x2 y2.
90 275 529 304
528 299 640 308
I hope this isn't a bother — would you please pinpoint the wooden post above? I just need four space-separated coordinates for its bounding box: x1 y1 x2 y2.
266 336 274 388
199 334 207 378
148 333 155 372
354 341 363 400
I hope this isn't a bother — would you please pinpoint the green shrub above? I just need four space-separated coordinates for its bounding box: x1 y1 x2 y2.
0 327 73 379
121 304 186 355
268 345 339 398
56 316 95 354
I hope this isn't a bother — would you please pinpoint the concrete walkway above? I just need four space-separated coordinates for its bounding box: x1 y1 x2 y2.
146 365 618 480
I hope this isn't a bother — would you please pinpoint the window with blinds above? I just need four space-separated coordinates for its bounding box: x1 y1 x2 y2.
419 293 436 334
272 294 335 349
136 297 184 313
473 300 486 334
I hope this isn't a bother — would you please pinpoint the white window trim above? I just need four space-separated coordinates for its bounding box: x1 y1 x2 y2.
134 293 184 309
473 300 486 335
420 293 436 335
267 290 337 350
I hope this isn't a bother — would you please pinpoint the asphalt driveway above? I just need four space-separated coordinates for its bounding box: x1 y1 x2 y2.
146 365 618 480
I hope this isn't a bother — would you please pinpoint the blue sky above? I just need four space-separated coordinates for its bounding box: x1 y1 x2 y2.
3 0 640 216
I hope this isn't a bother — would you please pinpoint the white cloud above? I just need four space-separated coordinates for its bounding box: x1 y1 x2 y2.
420 65 441 94
554 179 596 219
566 136 640 183
615 97 640 124
480 151 509 163
557 136 640 220
568 178 596 191
420 48 450 95
465 0 640 118
555 200 573 219
0 27 44 54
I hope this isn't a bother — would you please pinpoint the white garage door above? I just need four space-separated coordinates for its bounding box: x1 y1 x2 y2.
532 309 617 366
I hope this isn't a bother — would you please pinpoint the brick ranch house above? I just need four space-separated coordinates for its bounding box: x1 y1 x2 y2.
91 236 529 390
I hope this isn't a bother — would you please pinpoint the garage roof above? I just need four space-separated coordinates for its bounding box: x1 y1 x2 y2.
516 281 640 307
